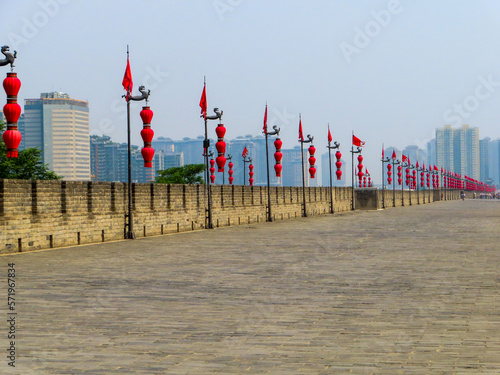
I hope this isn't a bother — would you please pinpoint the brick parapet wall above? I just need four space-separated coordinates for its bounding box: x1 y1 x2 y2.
0 180 460 254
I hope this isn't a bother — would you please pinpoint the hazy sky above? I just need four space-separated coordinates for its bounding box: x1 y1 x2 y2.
2 0 500 180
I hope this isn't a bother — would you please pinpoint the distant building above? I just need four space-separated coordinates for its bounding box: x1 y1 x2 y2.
24 92 90 181
90 135 182 183
435 124 480 179
402 145 426 166
479 138 490 183
488 139 500 186
426 138 437 167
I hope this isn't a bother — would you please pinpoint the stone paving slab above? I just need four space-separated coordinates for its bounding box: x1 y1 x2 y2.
1 200 499 374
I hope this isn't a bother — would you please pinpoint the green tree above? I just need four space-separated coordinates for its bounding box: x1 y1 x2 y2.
0 121 61 180
155 164 205 184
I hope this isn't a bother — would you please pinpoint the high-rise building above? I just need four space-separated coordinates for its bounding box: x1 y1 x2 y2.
426 139 437 167
24 92 90 181
479 138 490 183
402 145 426 166
488 139 500 186
435 124 480 179
436 125 454 170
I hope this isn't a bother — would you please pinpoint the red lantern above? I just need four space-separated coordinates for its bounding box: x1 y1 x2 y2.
141 147 155 168
357 154 364 184
335 151 342 180
249 164 254 186
3 72 22 158
387 163 392 185
274 138 283 177
140 106 154 168
3 73 21 98
228 160 234 184
3 102 21 124
308 145 316 179
140 127 154 143
140 106 153 124
3 130 22 158
274 164 283 176
215 124 226 172
210 159 216 184
368 176 372 187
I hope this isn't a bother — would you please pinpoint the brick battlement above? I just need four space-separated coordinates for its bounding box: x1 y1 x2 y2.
0 179 460 254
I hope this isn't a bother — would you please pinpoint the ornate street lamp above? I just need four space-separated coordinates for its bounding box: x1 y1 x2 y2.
242 152 252 185
2 46 22 159
122 47 151 239
298 115 313 217
390 151 400 207
381 146 391 209
327 125 341 213
263 103 281 222
199 78 223 229
350 134 365 211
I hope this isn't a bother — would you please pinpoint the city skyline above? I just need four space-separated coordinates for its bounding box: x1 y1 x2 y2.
3 1 500 178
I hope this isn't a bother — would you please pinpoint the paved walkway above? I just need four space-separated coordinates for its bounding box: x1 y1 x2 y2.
2 200 499 374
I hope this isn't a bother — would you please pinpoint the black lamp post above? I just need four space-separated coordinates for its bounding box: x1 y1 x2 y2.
381 151 391 209
264 125 280 222
392 158 400 207
203 107 223 229
350 146 362 210
327 133 340 214
243 155 252 185
299 133 314 217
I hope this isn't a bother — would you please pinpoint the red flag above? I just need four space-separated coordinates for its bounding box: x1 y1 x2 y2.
242 146 249 158
328 126 333 144
434 165 438 171
122 55 133 101
391 150 396 160
402 155 408 163
199 84 207 120
416 161 419 168
353 135 365 147
299 118 304 141
382 145 385 159
263 104 268 135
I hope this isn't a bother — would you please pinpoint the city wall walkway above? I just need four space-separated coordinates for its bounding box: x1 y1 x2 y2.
1 200 499 374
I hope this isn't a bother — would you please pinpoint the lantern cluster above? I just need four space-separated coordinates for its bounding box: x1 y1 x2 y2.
335 151 342 180
387 163 392 185
215 123 226 172
405 168 410 187
308 145 316 178
228 160 234 185
249 163 254 186
140 106 155 167
412 169 417 189
274 138 283 177
368 173 372 187
397 165 402 186
357 154 363 187
426 169 430 188
210 158 216 184
3 72 22 158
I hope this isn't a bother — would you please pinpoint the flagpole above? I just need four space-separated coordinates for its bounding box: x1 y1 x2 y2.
351 131 355 211
126 45 135 239
328 125 333 214
202 76 213 229
381 143 385 209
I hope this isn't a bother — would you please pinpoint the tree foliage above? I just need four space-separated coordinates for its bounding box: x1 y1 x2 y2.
155 164 205 184
0 121 61 180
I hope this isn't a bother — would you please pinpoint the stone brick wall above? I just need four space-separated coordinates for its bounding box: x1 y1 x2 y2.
0 180 353 254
